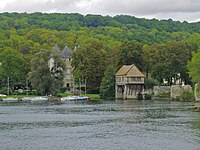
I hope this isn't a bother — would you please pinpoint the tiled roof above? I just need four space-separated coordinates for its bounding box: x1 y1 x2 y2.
53 44 59 52
61 46 71 58
115 64 145 77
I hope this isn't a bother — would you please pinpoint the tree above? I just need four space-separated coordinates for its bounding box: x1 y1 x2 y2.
72 40 107 93
188 51 200 84
28 50 65 95
117 40 144 70
143 41 195 85
100 65 116 100
0 47 29 87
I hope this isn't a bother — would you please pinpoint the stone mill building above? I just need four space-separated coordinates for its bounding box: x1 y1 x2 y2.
115 64 145 100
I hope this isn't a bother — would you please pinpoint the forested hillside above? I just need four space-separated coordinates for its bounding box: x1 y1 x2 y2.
0 13 200 94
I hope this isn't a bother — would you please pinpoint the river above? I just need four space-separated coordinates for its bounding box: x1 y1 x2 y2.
0 100 200 150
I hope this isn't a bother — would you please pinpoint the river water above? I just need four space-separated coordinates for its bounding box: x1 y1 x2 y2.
0 100 200 150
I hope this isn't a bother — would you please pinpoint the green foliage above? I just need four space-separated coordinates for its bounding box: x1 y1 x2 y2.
100 65 116 100
158 92 170 98
28 50 65 95
176 91 195 102
118 40 144 70
83 94 100 99
143 41 196 85
137 93 143 100
144 93 152 100
0 47 29 87
56 93 70 98
0 87 8 95
12 90 36 96
0 13 200 95
60 87 68 93
188 51 200 84
145 78 159 89
72 40 107 93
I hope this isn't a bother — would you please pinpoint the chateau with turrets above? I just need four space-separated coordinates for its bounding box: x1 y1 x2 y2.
49 44 74 92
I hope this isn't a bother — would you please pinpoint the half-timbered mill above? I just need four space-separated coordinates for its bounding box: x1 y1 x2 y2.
115 64 145 100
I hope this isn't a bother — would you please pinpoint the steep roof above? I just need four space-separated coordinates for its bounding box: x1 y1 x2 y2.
53 44 59 52
115 64 145 77
61 46 71 58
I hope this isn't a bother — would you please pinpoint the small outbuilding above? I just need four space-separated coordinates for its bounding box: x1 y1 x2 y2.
115 64 145 100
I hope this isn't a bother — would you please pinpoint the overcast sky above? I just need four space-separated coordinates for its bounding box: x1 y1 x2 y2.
0 0 200 22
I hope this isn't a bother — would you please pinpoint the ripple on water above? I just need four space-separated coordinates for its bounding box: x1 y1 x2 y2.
0 100 200 150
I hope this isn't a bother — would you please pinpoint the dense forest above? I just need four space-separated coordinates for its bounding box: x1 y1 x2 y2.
0 13 200 94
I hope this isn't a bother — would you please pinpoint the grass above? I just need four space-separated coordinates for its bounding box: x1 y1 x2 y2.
1 93 100 100
57 93 100 100
158 92 170 98
82 94 100 99
2 95 37 98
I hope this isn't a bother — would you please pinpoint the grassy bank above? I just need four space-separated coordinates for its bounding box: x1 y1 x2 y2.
1 95 37 98
57 93 100 100
0 93 100 101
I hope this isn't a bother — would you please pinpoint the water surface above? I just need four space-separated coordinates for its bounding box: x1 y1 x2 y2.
0 100 200 150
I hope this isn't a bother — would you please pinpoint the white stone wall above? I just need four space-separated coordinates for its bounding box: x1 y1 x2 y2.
194 83 200 101
170 85 192 99
153 86 171 96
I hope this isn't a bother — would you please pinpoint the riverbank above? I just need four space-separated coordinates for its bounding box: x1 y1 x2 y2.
0 94 100 102
193 105 200 111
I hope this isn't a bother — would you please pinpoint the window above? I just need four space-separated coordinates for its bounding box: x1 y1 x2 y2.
131 77 141 81
66 83 70 88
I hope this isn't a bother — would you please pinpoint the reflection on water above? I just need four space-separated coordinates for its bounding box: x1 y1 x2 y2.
0 100 200 150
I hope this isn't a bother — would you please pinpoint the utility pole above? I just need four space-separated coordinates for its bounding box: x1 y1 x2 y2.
7 76 9 96
79 78 81 96
85 78 87 95
26 78 28 96
72 76 75 95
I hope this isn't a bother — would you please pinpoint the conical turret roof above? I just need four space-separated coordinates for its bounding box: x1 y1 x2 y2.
61 46 71 58
53 44 59 52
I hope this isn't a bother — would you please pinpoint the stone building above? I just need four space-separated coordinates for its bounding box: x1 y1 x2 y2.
49 44 74 90
115 64 145 100
60 45 73 89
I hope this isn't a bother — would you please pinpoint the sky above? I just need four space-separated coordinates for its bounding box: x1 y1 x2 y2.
0 0 200 22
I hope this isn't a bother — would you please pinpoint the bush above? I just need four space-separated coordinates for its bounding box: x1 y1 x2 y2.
56 93 69 97
100 65 116 100
137 93 143 100
178 91 195 102
145 78 159 89
60 87 68 93
0 87 8 95
0 87 13 95
12 89 37 96
144 93 152 100
158 92 170 98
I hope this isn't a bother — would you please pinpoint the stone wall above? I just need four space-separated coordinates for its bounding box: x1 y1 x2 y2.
194 83 200 101
153 86 171 96
153 85 193 99
170 85 192 99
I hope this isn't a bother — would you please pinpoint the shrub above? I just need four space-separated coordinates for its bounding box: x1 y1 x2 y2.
0 87 8 95
158 92 170 98
100 65 116 100
179 91 195 102
0 87 13 95
144 93 152 100
145 78 159 89
60 87 68 93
